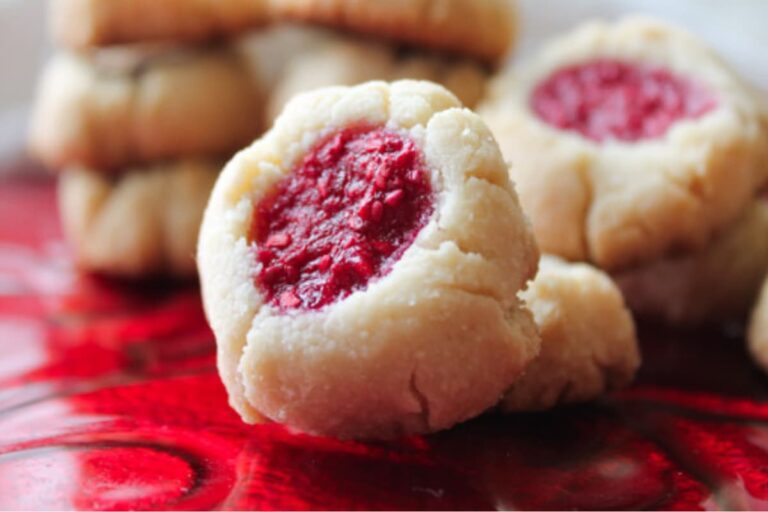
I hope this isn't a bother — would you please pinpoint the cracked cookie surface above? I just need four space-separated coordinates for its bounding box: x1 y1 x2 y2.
197 80 540 438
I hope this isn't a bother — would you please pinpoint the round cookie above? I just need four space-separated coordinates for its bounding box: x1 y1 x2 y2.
60 160 220 278
30 45 264 171
617 198 768 325
264 37 395 123
198 80 540 438
264 34 488 123
389 53 488 110
502 256 639 412
50 0 268 49
480 16 768 270
269 0 516 65
236 24 339 94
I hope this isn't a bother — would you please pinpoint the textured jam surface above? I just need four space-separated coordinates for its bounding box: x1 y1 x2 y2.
254 127 434 311
531 59 716 142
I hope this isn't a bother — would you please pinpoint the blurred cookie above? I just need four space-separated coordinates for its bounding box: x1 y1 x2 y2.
264 38 394 122
30 46 264 171
503 256 639 411
269 0 516 65
265 35 488 122
59 160 219 278
198 80 540 438
236 24 339 93
481 16 768 270
748 278 768 373
389 53 488 109
51 0 268 49
617 199 768 325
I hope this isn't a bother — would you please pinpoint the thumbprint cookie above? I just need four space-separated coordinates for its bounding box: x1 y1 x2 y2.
481 17 768 270
197 80 540 438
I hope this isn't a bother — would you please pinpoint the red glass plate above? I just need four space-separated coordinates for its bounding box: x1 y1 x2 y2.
2 171 768 510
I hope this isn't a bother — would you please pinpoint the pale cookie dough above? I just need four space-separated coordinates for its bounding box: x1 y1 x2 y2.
480 16 768 270
264 38 394 123
268 0 516 65
198 80 540 439
617 199 768 325
502 256 639 411
60 160 219 278
264 34 488 123
30 46 264 171
389 53 488 110
236 24 339 94
50 0 268 49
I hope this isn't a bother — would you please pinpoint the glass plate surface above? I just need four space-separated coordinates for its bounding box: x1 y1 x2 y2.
1 172 768 510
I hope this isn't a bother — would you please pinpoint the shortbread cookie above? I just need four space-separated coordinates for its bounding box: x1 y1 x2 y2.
269 0 516 65
60 160 219 278
30 46 264 171
481 17 768 270
236 24 338 94
264 36 488 123
198 80 540 438
389 54 488 110
51 0 268 49
502 256 639 411
264 38 395 123
617 199 768 325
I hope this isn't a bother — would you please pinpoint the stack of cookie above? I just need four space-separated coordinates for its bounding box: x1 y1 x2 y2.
27 0 648 436
481 16 768 327
29 0 269 278
30 0 518 279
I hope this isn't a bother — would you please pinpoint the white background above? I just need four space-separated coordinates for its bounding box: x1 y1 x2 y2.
1 0 767 161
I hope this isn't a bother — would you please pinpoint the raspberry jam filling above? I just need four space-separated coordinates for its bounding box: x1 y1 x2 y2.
253 127 434 311
531 59 716 142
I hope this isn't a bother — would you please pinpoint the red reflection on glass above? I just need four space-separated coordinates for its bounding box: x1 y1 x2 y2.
2 174 768 510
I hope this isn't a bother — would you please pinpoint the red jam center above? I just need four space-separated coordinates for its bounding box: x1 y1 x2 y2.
531 59 716 142
253 127 434 311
